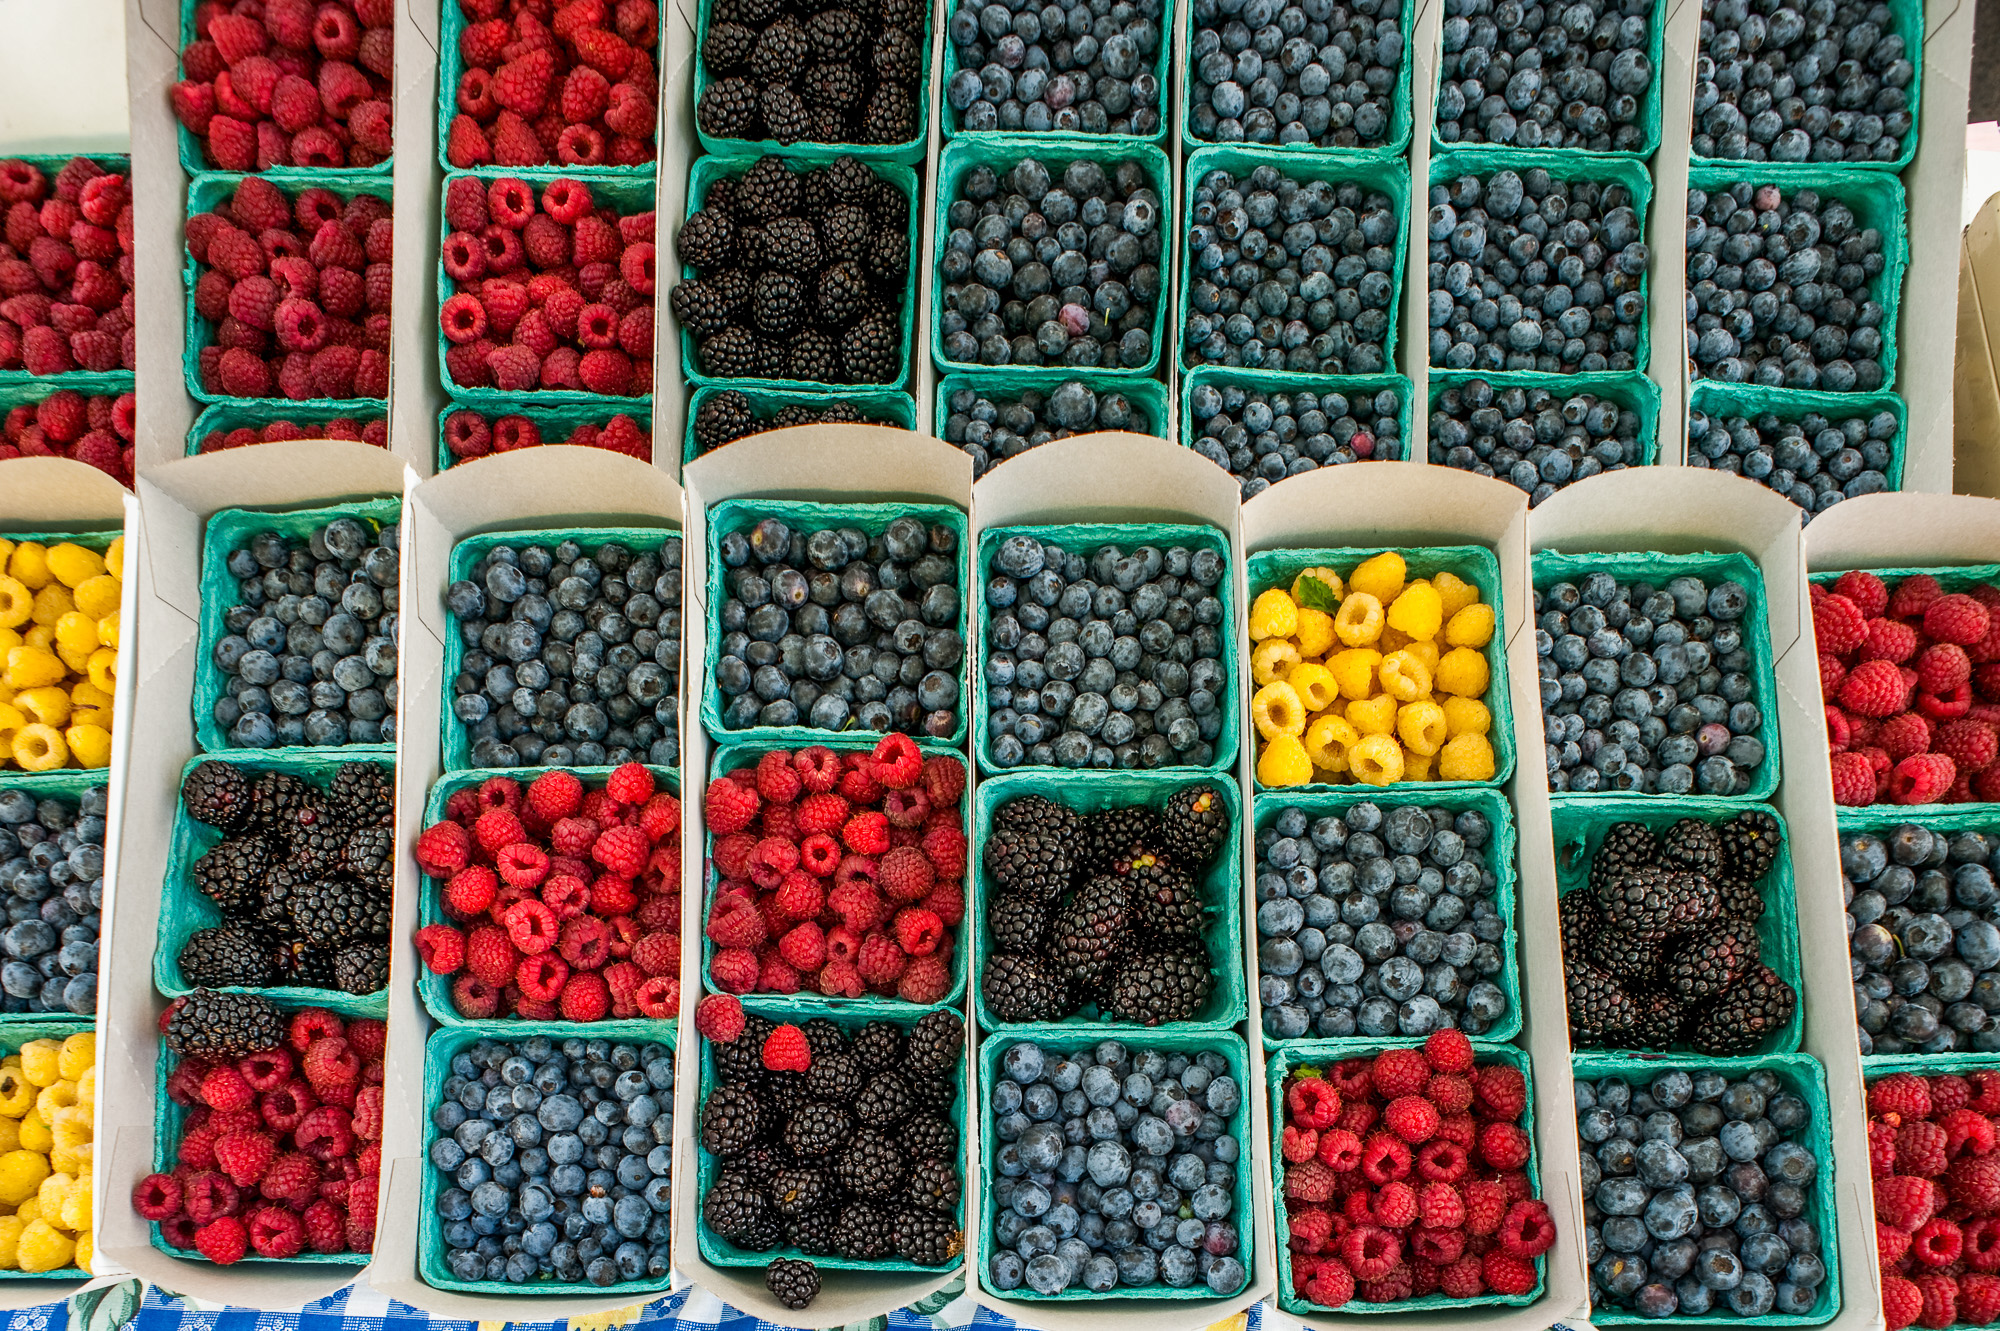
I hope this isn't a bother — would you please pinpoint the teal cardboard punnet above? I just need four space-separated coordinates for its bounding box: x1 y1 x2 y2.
0 528 120 788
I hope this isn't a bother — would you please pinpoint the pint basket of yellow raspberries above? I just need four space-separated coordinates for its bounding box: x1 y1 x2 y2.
0 1028 96 1276
1248 549 1511 788
0 535 122 775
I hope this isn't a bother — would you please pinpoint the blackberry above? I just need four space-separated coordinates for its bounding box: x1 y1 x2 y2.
994 795 1082 841
701 325 780 378
1161 785 1228 869
1720 809 1782 881
834 1126 907 1197
703 19 759 69
1559 888 1601 967
289 820 352 879
1083 806 1163 876
899 1112 956 1159
984 828 1071 902
852 1071 912 1127
1629 992 1686 1049
1104 943 1214 1025
804 1050 864 1101
324 763 391 826
804 61 866 111
760 1069 809 1117
832 1201 898 1260
867 227 910 285
762 85 813 143
255 861 307 936
818 206 870 264
704 1171 769 1242
763 217 822 275
715 1015 777 1082
1566 962 1640 1046
987 892 1050 953
906 1074 955 1113
279 941 336 988
671 278 743 339
879 0 924 33
801 1017 848 1058
983 953 1073 1022
849 1020 905 1073
1714 874 1766 922
1586 926 1663 983
1122 855 1204 940
719 0 783 24
768 1166 832 1216
816 260 870 325
807 8 864 57
783 1101 853 1157
767 1256 821 1310
163 989 285 1059
702 1083 764 1156
330 941 387 995
905 1008 964 1075
752 271 805 335
773 402 862 429
895 1209 962 1264
823 156 877 204
681 208 736 273
737 1209 784 1251
248 771 318 830
1591 822 1659 890
841 313 900 383
904 1156 960 1213
750 17 810 84
1596 865 1714 938
182 761 253 831
859 84 915 143
872 27 922 82
1664 922 1760 1000
786 1208 839 1256
1661 820 1724 877
695 391 757 452
339 825 393 887
785 329 843 384
288 876 389 948
735 158 801 223
1687 966 1796 1055
192 836 270 915
1051 875 1131 987
178 922 279 988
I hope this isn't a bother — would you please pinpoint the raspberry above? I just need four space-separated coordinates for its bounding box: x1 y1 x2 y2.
1838 569 1891 615
871 732 924 789
1892 753 1957 805
495 841 550 889
1973 1071 2000 1114
442 864 498 920
777 921 826 973
1930 595 1994 647
237 1048 293 1093
287 1010 342 1052
588 875 636 916
1478 1122 1530 1170
214 1128 276 1187
1964 1275 2000 1326
195 1215 250 1265
711 947 759 993
1481 1251 1537 1296
1473 1063 1528 1121
559 970 610 1021
1843 659 1913 717
843 810 890 854
1882 1221 1914 1268
793 792 849 837
706 892 768 949
415 820 472 875
920 823 968 878
1894 574 1947 619
1287 1077 1342 1130
1873 1120 1901 1173
1369 1048 1430 1099
921 882 965 926
450 973 502 1018
1498 1199 1555 1257
795 747 842 792
763 1023 812 1072
1954 1157 2000 1213
464 922 520 986
1881 712 1934 761
1885 1277 1924 1331
132 1172 184 1221
1286 1159 1338 1203
524 769 584 824
1338 1226 1401 1280
303 1038 361 1091
1877 1174 1940 1232
1941 720 1998 773
1437 1255 1486 1298
1815 592 1867 654
1288 1205 1332 1251
246 1202 306 1259
898 954 951 1004
1916 1273 1960 1329
592 824 649 877
499 897 559 955
1915 1217 1965 1267
1309 1127 1358 1172
1384 1096 1440 1144
1864 617 1922 664
300 1199 345 1254
1831 750 1879 805
1969 1217 2000 1272
1420 1028 1474 1074
705 776 761 834
856 932 907 988
1361 1132 1412 1184
516 952 569 1003
202 1066 255 1112
879 845 936 902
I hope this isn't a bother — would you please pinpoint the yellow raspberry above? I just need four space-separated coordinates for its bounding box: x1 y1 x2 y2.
86 648 115 695
1436 646 1490 697
0 540 11 568
9 726 65 773
56 1036 91 1084
1287 662 1338 712
1304 713 1359 773
70 575 119 621
0 579 27 630
43 545 103 590
0 1121 21 1155
1257 733 1313 786
18 1116 51 1155
0 1151 48 1206
1402 638 1440 677
1442 695 1492 736
34 1083 75 1123
18 1043 58 1089
1252 681 1308 739
1249 588 1300 641
71 1230 89 1272
1397 700 1449 756
103 537 123 581
1387 581 1444 640
22 625 51 654
1334 593 1383 647
1446 603 1496 648
1433 570 1481 619
0 702 19 745
1403 746 1435 781
1438 733 1497 781
1251 639 1302 687
1327 648 1383 701
1293 607 1335 659
1349 733 1405 786
93 610 118 650
36 1173 70 1222
28 584 73 628
58 1182 87 1233
1348 551 1406 602
0 630 17 653
3 648 63 691
1378 650 1432 702
52 613 97 673
1289 567 1344 608
0 1070 27 1120
5 545 49 592
17 1219 73 1273
0 1214 26 1270
62 726 109 770
66 679 110 713
15 687 70 729
1346 693 1397 736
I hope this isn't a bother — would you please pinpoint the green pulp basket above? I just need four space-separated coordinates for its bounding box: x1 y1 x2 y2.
679 155 921 395
0 527 121 787
190 399 387 457
1251 783 1522 1046
975 521 1239 775
1572 1051 1840 1326
1687 167 1909 393
433 0 664 174
1269 1039 1544 1313
684 386 917 465
416 1022 678 1295
1429 149 1655 375
1427 370 1663 486
0 154 132 389
0 774 101 1024
701 735 970 1017
437 169 657 410
1552 796 1804 1056
435 399 660 472
1180 366 1416 469
1686 383 1907 504
700 496 970 749
1244 543 1515 790
439 524 681 774
0 374 134 424
931 136 1174 380
0 1023 90 1277
696 1008 966 1271
154 751 392 1016
935 371 1171 467
939 0 1174 142
1180 0 1416 161
976 1027 1254 1299
1431 0 1667 159
192 495 401 756
970 771 1246 1033
413 765 679 1027
1177 147 1410 378
183 172 391 409
1535 548 1783 801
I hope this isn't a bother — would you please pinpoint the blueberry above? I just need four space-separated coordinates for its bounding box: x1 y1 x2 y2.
945 381 1161 476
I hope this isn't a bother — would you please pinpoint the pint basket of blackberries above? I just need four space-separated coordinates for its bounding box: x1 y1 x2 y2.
443 529 682 773
164 755 395 1012
687 387 918 462
1686 386 1904 520
979 525 1236 773
1577 1056 1837 1323
693 997 968 1298
1534 553 1780 799
196 500 401 754
938 372 1169 479
975 776 1241 1030
705 503 968 744
1555 800 1803 1057
418 1024 677 1292
1183 0 1415 155
981 1031 1254 1298
1273 1035 1558 1310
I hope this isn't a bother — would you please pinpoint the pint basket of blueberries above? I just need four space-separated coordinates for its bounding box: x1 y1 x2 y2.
1685 385 1905 519
937 371 1170 480
442 528 683 773
195 499 402 755
1181 368 1413 496
0 777 106 1021
1533 552 1780 800
977 525 1237 773
1182 0 1415 157
704 503 969 746
940 0 1172 139
1428 372 1660 507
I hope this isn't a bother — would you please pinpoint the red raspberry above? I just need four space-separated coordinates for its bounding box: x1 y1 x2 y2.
1421 1028 1474 1074
1815 592 1867 654
1478 1122 1530 1170
898 954 951 1004
1885 1276 1925 1331
1915 1217 1964 1267
603 761 654 806
237 1048 293 1093
775 921 826 973
1414 1181 1464 1230
1481 1251 1537 1296
763 1023 812 1072
558 914 613 969
794 792 850 836
882 787 931 830
921 882 965 926
638 793 679 843
1930 594 1994 648
450 974 502 1018
1424 1074 1473 1116
1881 1220 1914 1268
1969 1217 2000 1272
705 777 760 834
1831 750 1879 805
516 953 569 1003
298 1198 345 1255
1881 712 1933 761
496 841 550 889
691 995 745 1047
1285 1159 1338 1204
214 1128 276 1187
442 865 498 920
856 932 907 989
842 811 890 854
414 923 466 974
1499 1199 1556 1257
1873 1120 1901 1174
1369 1048 1430 1098
303 1038 361 1091
132 1172 185 1221
711 947 759 993
893 907 944 956
1368 1179 1416 1229
245 1202 306 1259
871 732 924 789
525 769 584 823
1864 617 1922 664
706 894 767 949
202 1066 255 1112
1287 1076 1342 1130
1894 574 1947 620
415 821 472 876
1953 1157 2000 1212
879 845 936 902
921 755 967 805
1838 569 1891 615
1435 1255 1485 1298
1384 1096 1440 1144
795 746 841 792
1892 753 1957 805
1338 1226 1401 1280
1973 1071 2000 1114
1843 659 1913 717
1318 1127 1363 1172
592 824 649 877
631 930 678 977
287 1010 342 1052
472 808 525 857
500 898 559 954
559 971 610 1021
1416 1138 1469 1182
1916 1273 1960 1329
195 1215 250 1265
1941 720 1998 773
1877 1174 1940 1232
1361 1132 1412 1184
464 924 520 987
920 823 968 878
1473 1063 1528 1121
1964 1275 2000 1326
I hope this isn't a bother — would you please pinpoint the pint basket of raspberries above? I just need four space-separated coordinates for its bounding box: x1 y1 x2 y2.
0 155 136 383
134 991 383 1266
411 763 682 1025
437 405 655 469
1272 1035 1557 1311
191 402 388 455
1868 1065 2000 1331
1812 567 2000 808
701 734 969 1013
